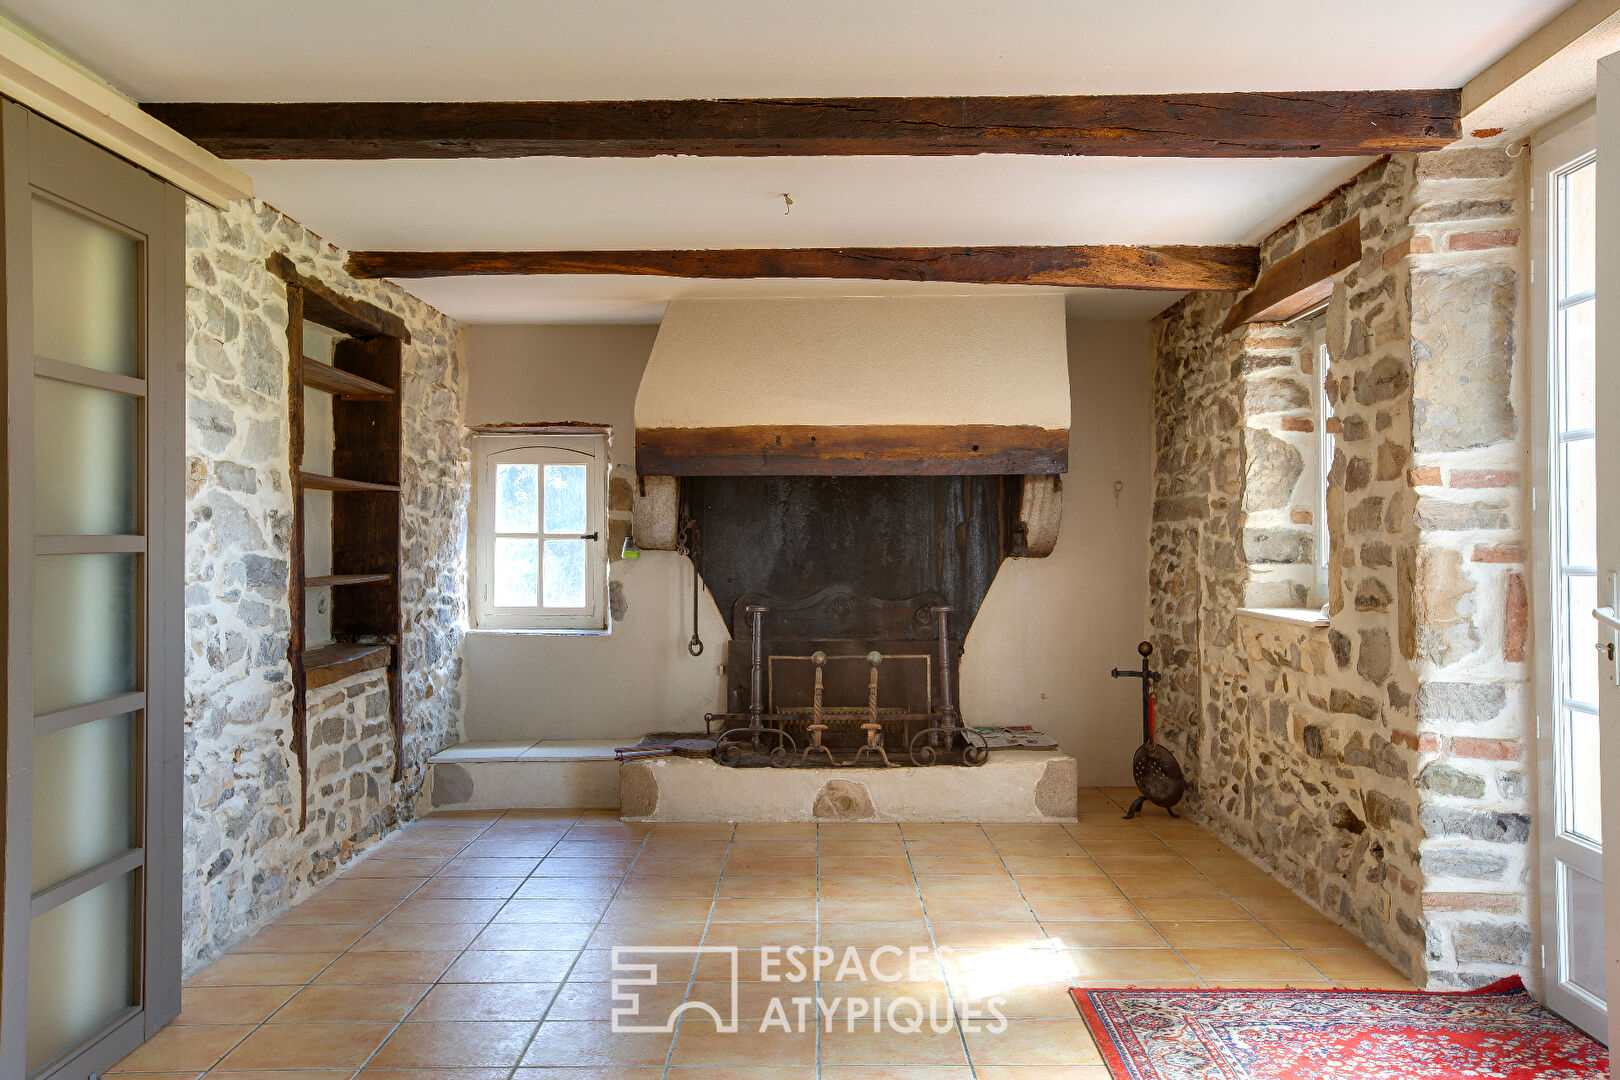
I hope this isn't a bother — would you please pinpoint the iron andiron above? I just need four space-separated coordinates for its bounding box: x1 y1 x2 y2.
705 590 988 767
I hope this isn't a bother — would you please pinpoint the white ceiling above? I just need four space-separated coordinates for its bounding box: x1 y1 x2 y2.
0 0 1571 324
247 153 1370 323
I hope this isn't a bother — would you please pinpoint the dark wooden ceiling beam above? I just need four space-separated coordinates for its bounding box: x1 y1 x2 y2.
145 91 1460 160
343 245 1260 291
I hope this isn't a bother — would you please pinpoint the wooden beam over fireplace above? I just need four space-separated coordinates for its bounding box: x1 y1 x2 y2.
143 91 1461 160
636 424 1068 476
344 245 1260 291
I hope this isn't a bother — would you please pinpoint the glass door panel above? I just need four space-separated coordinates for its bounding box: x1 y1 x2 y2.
31 553 139 716
30 713 140 891
1566 707 1603 844
33 377 140 536
24 872 139 1074
30 198 139 376
1560 863 1607 1000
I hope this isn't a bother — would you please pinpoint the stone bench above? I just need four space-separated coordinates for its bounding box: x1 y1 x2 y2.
425 740 621 810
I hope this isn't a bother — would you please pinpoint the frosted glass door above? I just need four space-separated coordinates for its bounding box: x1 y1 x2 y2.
22 195 146 1074
2 104 183 1080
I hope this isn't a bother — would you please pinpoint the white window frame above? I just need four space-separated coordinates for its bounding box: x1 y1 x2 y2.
472 433 608 630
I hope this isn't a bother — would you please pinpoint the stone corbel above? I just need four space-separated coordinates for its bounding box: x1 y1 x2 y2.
1010 475 1062 558
632 474 680 550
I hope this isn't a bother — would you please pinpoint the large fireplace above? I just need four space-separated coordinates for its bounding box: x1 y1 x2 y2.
688 474 1004 766
625 295 1076 803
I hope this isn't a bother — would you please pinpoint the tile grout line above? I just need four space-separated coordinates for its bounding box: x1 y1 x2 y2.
505 810 657 1076
813 822 822 1080
976 819 1104 1017
899 823 979 1078
660 821 739 1079
1094 790 1338 989
1079 795 1225 990
345 807 582 1080
188 807 510 1079
1141 816 1346 987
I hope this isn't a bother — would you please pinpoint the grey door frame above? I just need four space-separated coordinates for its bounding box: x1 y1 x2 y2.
0 101 184 1080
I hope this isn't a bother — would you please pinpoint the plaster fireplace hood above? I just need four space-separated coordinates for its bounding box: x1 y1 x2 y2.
633 294 1071 476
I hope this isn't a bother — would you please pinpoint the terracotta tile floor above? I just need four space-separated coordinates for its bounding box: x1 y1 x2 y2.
109 786 1414 1079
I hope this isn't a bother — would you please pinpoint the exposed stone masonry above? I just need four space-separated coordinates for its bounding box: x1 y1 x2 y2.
1149 149 1532 989
183 197 469 971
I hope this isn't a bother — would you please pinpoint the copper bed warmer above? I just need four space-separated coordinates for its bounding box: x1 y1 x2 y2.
704 601 989 769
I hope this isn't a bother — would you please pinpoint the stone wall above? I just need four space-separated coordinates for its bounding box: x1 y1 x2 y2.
1148 148 1534 989
182 197 469 970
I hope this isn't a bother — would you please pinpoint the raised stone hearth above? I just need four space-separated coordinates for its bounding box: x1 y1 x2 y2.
619 751 1078 822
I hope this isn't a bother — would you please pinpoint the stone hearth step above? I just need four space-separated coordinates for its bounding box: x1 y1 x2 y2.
426 740 621 810
620 750 1079 823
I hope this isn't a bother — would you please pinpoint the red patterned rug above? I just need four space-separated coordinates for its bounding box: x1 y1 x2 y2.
1072 978 1609 1079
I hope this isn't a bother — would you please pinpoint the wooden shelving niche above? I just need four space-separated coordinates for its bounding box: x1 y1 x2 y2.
270 253 411 829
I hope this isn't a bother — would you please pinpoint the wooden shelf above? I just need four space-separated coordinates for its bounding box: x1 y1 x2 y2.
300 471 399 494
304 643 391 689
303 357 395 398
305 573 392 589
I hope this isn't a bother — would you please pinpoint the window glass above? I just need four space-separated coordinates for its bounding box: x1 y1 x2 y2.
1564 438 1597 568
495 464 538 533
544 464 587 534
1568 709 1603 843
1563 302 1596 431
543 539 587 607
493 537 539 607
1564 160 1597 297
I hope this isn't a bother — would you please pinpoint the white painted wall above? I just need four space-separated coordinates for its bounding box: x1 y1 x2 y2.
465 324 727 741
960 320 1152 784
636 295 1071 430
462 320 1149 780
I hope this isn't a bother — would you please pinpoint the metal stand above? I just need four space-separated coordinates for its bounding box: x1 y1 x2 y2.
799 650 836 766
908 606 989 766
845 651 893 767
715 604 796 766
1111 641 1176 819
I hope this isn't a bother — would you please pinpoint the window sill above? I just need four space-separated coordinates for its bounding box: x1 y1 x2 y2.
1236 606 1330 629
466 626 611 637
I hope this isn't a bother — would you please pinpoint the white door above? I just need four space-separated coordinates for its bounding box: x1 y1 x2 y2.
1535 106 1605 1039
1596 53 1620 1064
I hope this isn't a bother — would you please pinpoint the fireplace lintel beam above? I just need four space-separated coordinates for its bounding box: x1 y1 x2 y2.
635 424 1067 476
